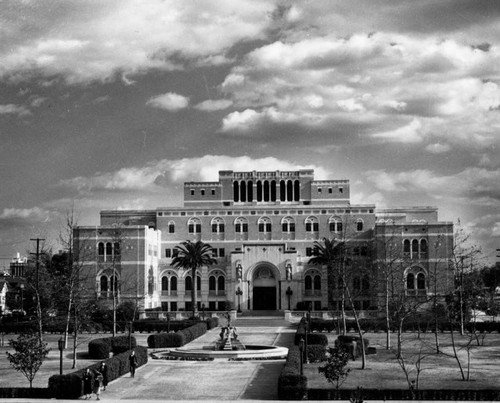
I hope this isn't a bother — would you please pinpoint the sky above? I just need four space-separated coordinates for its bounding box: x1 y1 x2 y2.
0 0 499 267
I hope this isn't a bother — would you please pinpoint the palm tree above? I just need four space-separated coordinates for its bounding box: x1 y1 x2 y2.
171 240 217 318
309 238 348 334
309 237 367 369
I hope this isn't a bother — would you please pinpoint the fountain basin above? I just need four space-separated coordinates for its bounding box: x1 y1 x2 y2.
154 344 288 360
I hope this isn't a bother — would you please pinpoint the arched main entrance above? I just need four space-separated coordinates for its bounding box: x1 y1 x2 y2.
252 265 277 310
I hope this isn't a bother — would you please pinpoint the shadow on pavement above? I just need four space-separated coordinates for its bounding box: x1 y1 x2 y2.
239 361 284 400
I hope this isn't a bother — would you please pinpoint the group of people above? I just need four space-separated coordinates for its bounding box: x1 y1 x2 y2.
82 362 108 400
82 350 139 400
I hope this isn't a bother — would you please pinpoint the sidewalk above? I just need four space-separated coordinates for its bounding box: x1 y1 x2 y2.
96 318 296 400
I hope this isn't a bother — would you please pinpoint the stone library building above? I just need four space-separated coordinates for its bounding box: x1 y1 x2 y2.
73 169 454 315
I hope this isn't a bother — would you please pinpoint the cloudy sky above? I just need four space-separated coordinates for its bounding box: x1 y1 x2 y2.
1 0 499 265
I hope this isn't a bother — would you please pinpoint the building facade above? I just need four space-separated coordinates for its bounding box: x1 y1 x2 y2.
74 169 454 314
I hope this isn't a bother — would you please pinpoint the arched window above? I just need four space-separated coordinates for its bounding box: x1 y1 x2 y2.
161 276 168 291
328 216 342 232
403 239 411 257
305 216 319 232
411 239 419 259
287 180 293 201
417 273 426 290
280 180 286 201
185 276 192 291
233 181 239 202
106 242 113 256
314 275 321 290
209 275 216 290
258 216 272 233
281 216 295 233
234 217 248 233
305 275 312 290
168 221 175 234
100 276 108 292
356 219 364 232
247 181 253 202
263 180 270 202
218 276 225 291
257 181 263 201
407 273 415 289
197 275 201 291
211 217 225 233
270 180 276 201
240 181 247 202
98 242 104 256
420 239 428 258
113 242 120 256
188 217 201 234
294 180 300 201
170 276 177 291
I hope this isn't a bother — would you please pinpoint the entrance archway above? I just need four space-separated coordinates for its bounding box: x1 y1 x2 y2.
252 265 277 310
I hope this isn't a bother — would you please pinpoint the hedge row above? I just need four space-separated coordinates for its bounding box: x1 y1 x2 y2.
0 388 51 399
147 321 213 348
306 388 500 401
48 346 148 399
277 345 307 400
294 319 328 346
88 336 137 359
309 317 500 334
307 344 327 363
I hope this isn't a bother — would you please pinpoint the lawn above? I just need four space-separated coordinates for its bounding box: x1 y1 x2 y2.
305 330 500 391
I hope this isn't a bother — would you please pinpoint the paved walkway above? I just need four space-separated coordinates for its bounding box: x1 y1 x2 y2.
99 316 296 401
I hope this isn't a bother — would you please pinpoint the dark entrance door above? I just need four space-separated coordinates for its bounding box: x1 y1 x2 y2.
253 287 276 310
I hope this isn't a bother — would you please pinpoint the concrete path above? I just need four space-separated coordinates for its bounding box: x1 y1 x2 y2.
99 317 296 401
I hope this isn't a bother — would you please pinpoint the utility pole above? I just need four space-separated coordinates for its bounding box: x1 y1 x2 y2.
30 238 45 341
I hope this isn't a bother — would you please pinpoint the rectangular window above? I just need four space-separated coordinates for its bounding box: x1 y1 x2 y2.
212 248 218 257
318 188 322 193
188 224 194 233
306 247 313 257
201 189 205 196
165 248 172 258
196 224 201 233
168 224 175 233
211 189 215 195
190 189 195 196
313 222 319 232
266 223 272 232
243 223 248 232
212 224 217 233
170 302 177 312
306 223 312 232
235 223 241 233
259 223 264 232
339 187 343 193
328 188 332 194
219 248 225 257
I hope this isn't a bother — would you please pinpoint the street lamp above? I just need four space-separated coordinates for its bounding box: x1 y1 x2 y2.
236 287 243 313
19 283 24 315
57 337 65 375
285 287 293 310
299 337 304 375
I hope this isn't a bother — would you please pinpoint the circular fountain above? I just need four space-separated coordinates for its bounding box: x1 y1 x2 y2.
153 325 288 361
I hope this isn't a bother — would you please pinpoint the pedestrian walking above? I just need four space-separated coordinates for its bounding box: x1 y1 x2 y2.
93 370 103 400
99 362 108 391
129 350 138 378
82 368 93 399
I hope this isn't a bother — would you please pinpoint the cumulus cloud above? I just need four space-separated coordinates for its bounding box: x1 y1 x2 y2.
0 104 31 117
0 207 50 222
366 167 500 206
194 99 233 111
59 155 330 193
372 119 424 143
146 92 189 111
0 0 274 84
426 143 451 154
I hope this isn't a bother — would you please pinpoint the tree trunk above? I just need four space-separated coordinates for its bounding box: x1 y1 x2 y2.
385 276 391 350
344 285 366 369
192 266 197 318
450 323 466 381
72 304 78 369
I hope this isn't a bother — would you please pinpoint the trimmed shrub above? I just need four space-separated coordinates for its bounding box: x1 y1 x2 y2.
147 332 184 348
307 333 328 346
88 338 110 359
88 336 137 359
205 317 219 330
278 345 307 400
307 344 327 363
146 321 208 348
48 346 147 399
